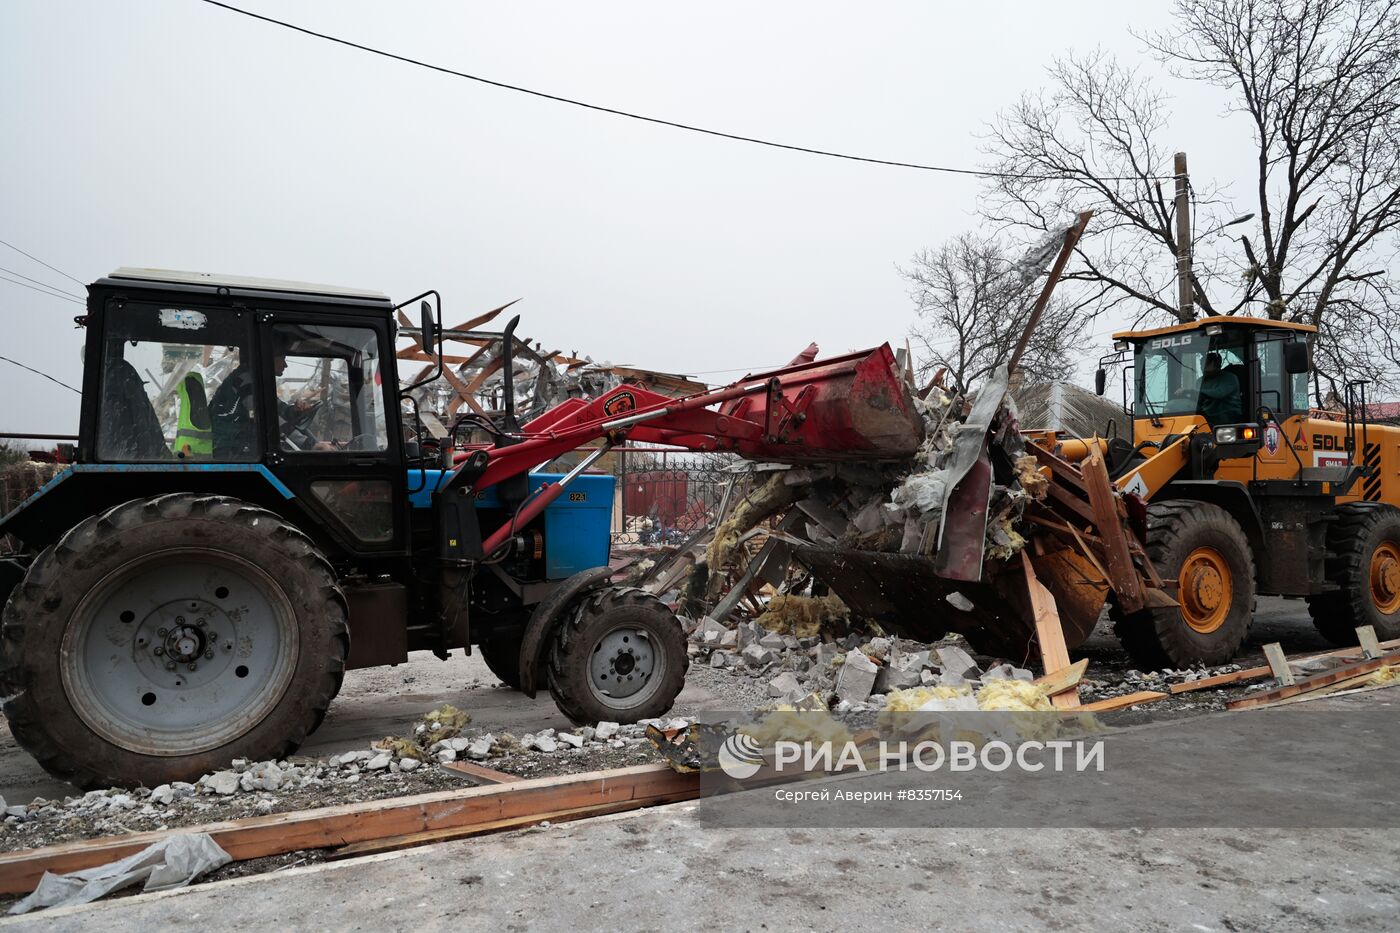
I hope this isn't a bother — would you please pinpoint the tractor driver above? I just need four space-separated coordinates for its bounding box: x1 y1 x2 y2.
210 353 327 457
1197 351 1245 426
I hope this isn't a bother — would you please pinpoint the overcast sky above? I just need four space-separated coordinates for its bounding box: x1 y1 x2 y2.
0 0 1255 435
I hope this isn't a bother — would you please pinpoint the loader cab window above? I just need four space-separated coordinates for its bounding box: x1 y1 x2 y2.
97 303 254 462
269 324 388 453
1135 330 1247 426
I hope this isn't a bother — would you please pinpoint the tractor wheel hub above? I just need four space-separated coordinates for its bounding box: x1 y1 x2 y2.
589 628 654 699
1370 543 1400 613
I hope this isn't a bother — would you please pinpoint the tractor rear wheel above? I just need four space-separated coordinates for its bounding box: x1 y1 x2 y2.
1112 500 1255 669
1306 503 1400 645
0 494 348 789
546 587 688 725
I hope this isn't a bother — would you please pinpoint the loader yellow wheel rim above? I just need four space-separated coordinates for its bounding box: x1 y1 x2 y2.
1369 542 1400 614
1179 547 1230 634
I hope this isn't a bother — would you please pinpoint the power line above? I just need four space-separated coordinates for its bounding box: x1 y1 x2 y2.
0 236 84 287
198 1 1171 183
0 355 80 394
0 265 83 300
0 273 86 306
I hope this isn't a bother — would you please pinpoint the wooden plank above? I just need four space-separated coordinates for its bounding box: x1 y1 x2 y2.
1168 664 1271 694
1168 636 1400 694
1080 450 1144 612
1021 551 1079 710
1226 654 1399 711
1078 690 1168 712
1357 625 1382 660
329 788 698 860
0 763 698 896
1262 643 1296 685
1033 658 1089 698
440 760 525 784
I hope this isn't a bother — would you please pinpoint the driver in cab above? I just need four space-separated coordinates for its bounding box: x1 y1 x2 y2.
210 353 333 457
1198 351 1244 426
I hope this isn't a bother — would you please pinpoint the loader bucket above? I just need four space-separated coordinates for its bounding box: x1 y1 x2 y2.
722 345 924 463
793 543 1109 659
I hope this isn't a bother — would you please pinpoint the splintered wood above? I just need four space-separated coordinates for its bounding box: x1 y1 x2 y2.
1021 550 1080 709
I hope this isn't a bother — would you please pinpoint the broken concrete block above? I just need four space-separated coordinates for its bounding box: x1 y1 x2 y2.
875 663 923 694
758 632 787 651
466 736 493 760
595 721 620 741
365 753 392 770
399 758 421 772
244 761 284 792
812 642 843 667
532 735 559 753
718 629 738 649
946 591 975 612
937 646 981 679
149 784 174 806
920 668 938 685
711 650 733 668
736 621 762 650
559 732 585 749
437 748 458 763
836 649 878 704
982 663 1036 683
862 637 892 661
202 771 239 796
768 671 802 697
694 617 728 645
742 643 775 667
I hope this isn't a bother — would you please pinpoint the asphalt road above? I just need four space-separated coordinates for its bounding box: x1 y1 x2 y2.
0 596 1339 804
11 687 1398 933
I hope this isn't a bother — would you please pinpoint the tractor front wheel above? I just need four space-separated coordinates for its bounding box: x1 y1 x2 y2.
546 587 688 725
1113 500 1255 669
0 494 348 789
1307 503 1400 645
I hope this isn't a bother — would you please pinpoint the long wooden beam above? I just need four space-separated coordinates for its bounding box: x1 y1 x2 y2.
0 763 700 896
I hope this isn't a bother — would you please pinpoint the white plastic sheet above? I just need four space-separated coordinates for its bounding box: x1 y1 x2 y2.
10 832 231 914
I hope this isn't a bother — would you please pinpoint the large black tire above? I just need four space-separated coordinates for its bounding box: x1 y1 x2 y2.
0 494 348 789
546 586 688 725
1306 502 1400 645
1113 500 1256 669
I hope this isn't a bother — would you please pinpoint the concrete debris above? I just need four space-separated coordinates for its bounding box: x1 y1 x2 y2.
936 646 982 680
767 671 802 698
200 771 239 796
836 649 879 705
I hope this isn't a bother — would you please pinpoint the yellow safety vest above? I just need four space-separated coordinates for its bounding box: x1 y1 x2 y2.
175 372 214 458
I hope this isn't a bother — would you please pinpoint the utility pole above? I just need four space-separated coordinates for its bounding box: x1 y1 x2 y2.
1174 151 1194 321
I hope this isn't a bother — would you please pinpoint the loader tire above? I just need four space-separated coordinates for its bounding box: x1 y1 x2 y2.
1112 500 1255 669
546 586 688 725
1306 502 1400 646
0 494 348 789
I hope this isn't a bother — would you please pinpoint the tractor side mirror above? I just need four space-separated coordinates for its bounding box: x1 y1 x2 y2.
419 300 438 354
1284 341 1309 374
1094 367 1107 396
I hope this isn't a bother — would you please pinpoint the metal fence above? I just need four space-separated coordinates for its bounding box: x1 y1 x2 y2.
607 449 748 548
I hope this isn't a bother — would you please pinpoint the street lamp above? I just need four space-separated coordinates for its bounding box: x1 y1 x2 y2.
1201 212 1256 239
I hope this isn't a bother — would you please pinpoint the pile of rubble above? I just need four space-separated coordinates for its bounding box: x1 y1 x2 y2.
0 705 684 849
686 615 1034 713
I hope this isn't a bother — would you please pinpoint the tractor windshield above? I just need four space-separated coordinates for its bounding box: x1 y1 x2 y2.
1135 330 1247 425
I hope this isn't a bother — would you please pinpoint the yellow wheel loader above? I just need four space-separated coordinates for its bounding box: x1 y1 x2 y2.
1080 315 1400 668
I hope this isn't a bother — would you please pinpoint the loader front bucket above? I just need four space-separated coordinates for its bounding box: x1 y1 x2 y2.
722 345 924 463
793 543 1109 659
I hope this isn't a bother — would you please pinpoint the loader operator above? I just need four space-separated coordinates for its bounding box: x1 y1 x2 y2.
1197 351 1245 426
210 353 326 457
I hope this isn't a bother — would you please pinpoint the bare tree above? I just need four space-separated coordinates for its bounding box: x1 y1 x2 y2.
983 0 1400 395
902 232 1087 390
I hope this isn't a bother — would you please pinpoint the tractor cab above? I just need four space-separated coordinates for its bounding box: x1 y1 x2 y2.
14 267 415 562
1097 316 1318 484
